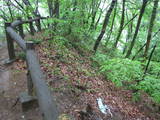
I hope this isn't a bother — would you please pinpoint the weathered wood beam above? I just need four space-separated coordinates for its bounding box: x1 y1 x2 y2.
6 27 26 51
26 45 59 120
5 22 16 61
11 20 23 28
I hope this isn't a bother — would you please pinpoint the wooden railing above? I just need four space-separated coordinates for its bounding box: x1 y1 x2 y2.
5 17 59 120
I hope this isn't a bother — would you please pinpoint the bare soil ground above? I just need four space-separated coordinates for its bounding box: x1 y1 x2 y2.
0 45 42 120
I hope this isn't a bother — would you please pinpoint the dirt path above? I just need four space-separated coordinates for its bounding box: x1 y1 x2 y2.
0 45 42 120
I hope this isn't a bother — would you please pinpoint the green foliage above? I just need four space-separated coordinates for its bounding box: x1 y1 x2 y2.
148 61 160 75
48 35 69 49
91 52 108 66
132 92 141 103
138 75 160 103
137 61 160 103
25 6 34 17
17 52 26 60
100 58 143 86
98 57 160 103
27 37 42 44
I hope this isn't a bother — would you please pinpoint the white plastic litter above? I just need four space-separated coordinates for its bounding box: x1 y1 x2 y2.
97 98 112 117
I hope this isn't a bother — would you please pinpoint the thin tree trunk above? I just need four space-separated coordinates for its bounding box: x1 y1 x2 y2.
22 0 31 6
47 0 54 17
73 0 77 11
23 0 40 17
93 0 117 52
106 1 117 45
6 1 13 21
123 25 130 54
122 14 138 30
153 28 160 37
34 0 40 16
132 43 146 60
0 8 9 21
123 12 134 54
14 0 24 10
113 0 125 48
132 23 160 60
90 0 101 29
144 0 159 58
95 0 107 30
144 43 157 77
53 0 59 18
125 0 148 58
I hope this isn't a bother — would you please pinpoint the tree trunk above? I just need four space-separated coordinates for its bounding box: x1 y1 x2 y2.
47 0 54 17
132 43 146 60
113 0 125 48
22 0 31 6
153 28 160 37
123 12 134 54
123 26 131 54
144 43 157 77
106 1 117 45
90 0 101 29
144 0 159 58
73 0 77 11
6 1 13 21
94 0 107 30
53 0 60 18
125 0 148 58
93 0 117 52
14 0 24 10
23 0 40 17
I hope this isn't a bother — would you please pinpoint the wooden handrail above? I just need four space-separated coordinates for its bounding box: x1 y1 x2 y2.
11 17 48 28
11 20 23 28
5 17 59 120
6 27 26 51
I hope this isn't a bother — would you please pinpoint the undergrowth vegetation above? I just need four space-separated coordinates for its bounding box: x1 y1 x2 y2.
100 58 143 86
42 13 160 104
42 25 160 104
93 53 160 104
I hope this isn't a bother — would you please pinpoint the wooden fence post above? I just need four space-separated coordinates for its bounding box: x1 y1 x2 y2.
36 15 41 32
27 71 34 96
28 17 34 36
26 41 35 96
19 41 38 112
17 17 25 38
47 16 50 28
5 22 16 62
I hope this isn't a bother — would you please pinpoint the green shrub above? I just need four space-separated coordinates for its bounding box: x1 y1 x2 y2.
91 52 109 66
99 58 160 103
148 61 160 76
100 58 143 86
138 75 160 103
17 52 26 60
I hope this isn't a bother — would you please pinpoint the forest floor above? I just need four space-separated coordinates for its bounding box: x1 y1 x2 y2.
0 33 160 120
0 44 42 120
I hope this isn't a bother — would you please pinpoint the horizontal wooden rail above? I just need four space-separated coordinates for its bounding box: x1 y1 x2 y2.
11 20 23 28
5 17 59 120
24 17 47 23
11 17 48 28
6 27 26 51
